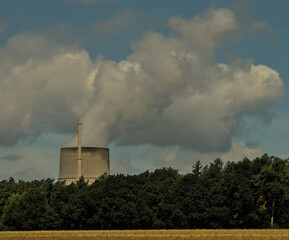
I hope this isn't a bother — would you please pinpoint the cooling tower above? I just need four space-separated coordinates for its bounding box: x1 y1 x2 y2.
58 147 110 185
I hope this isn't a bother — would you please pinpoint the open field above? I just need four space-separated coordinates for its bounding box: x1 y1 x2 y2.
1 230 289 240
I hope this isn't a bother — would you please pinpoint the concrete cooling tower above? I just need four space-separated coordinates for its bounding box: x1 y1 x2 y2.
58 147 110 184
58 120 110 184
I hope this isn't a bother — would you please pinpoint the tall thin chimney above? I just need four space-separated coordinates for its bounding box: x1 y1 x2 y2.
77 120 82 180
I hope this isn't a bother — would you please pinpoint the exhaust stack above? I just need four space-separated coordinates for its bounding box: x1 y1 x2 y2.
58 119 110 185
77 120 82 180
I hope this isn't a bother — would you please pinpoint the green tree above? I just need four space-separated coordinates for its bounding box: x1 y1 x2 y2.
1 187 58 230
223 158 257 228
254 155 289 227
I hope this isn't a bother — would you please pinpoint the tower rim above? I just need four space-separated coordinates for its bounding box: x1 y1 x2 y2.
61 146 109 150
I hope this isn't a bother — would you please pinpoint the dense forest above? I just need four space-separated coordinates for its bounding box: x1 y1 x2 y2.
1 154 289 230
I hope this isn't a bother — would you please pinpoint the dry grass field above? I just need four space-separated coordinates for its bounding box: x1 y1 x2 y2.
1 230 289 240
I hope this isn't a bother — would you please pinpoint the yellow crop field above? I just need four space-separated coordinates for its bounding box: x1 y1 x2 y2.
1 230 289 240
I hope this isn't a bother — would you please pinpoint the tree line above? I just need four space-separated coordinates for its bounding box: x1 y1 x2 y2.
1 154 289 230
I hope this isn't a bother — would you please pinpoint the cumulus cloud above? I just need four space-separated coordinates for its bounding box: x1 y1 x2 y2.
0 32 94 145
0 7 284 157
67 7 283 152
152 141 263 171
229 1 271 35
219 141 263 162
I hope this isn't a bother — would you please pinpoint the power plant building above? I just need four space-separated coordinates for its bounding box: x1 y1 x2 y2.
58 121 110 184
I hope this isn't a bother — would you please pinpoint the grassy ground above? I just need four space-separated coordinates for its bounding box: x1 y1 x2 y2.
1 229 289 240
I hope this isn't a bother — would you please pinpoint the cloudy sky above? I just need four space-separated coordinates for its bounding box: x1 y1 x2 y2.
0 0 289 180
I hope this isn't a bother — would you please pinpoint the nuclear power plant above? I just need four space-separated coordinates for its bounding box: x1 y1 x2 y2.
58 120 110 184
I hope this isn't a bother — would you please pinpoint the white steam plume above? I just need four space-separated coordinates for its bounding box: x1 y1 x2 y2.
67 8 283 151
0 7 284 153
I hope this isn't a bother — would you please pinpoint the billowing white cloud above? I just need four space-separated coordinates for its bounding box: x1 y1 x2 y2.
67 7 283 152
0 7 284 157
0 33 94 145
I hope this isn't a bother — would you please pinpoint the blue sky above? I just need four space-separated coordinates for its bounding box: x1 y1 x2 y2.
0 0 289 180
